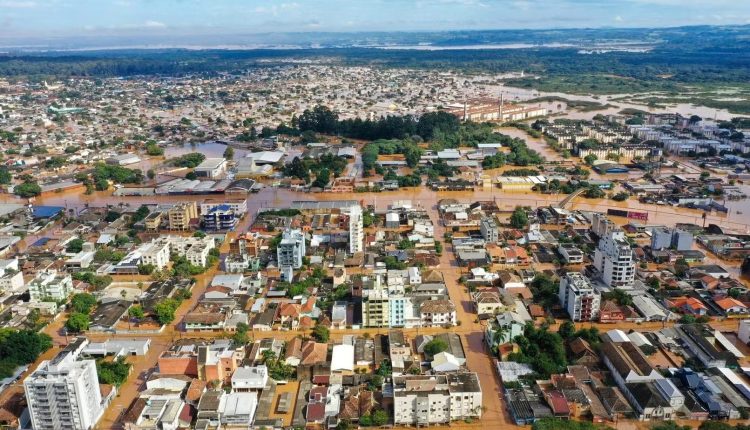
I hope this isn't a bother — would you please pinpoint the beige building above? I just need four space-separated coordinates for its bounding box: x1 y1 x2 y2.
362 288 389 328
168 202 198 231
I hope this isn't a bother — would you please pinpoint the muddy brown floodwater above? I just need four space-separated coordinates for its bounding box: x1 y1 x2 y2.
5 184 749 233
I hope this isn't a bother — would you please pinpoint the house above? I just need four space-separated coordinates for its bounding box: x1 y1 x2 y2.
599 300 625 323
715 297 748 315
499 271 525 290
331 344 355 374
568 338 599 369
231 366 269 392
664 296 709 316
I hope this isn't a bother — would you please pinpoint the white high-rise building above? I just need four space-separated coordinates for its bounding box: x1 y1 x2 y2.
346 205 364 254
24 338 106 430
559 272 601 322
594 230 635 288
277 229 306 270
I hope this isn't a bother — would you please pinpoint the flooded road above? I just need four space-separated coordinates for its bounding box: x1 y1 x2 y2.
7 183 749 233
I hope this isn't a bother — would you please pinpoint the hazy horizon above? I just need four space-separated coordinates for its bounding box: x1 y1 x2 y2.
1 0 749 43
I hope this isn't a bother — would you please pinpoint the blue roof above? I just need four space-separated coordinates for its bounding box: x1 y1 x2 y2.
32 206 64 219
208 204 233 213
31 237 51 247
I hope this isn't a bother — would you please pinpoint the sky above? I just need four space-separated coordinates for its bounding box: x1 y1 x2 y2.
1 0 749 39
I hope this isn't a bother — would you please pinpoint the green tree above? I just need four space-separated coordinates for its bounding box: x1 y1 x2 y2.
232 322 250 346
223 146 234 160
583 154 597 166
0 168 11 185
509 207 528 229
97 357 131 386
312 168 330 188
372 409 388 426
66 238 85 253
128 305 144 321
13 181 42 198
312 324 330 343
147 169 156 180
70 293 97 314
154 299 179 325
65 313 90 333
424 338 449 356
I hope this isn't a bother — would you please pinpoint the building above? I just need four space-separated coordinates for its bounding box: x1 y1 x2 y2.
202 205 238 231
558 243 584 264
480 217 499 243
594 231 635 288
558 272 601 322
29 270 73 302
277 229 305 270
362 288 389 328
393 373 482 426
106 153 141 166
138 240 171 270
0 258 24 293
194 158 227 179
651 227 673 251
651 227 694 251
348 204 364 254
167 202 198 231
200 199 248 217
24 339 108 430
591 213 616 238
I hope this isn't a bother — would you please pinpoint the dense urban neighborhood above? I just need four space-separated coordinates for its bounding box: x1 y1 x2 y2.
0 36 750 430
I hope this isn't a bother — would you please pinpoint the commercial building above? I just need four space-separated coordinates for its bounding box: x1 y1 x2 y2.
393 373 482 425
558 272 601 322
194 158 228 179
24 338 108 430
29 270 73 302
594 231 635 288
347 204 364 254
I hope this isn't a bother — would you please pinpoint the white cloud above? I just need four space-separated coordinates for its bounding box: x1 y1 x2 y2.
614 15 623 22
144 20 167 28
0 1 36 8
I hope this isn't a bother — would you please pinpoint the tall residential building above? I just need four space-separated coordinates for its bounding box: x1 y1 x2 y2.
28 270 73 302
594 230 635 288
393 373 482 426
558 272 601 322
24 338 106 430
277 229 305 270
347 204 364 254
591 213 616 238
362 288 390 328
168 202 198 231
479 217 499 243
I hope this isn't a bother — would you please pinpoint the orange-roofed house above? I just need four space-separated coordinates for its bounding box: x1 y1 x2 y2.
664 296 708 316
714 297 749 315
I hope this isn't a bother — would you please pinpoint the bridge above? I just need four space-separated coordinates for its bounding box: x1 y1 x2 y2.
557 187 586 208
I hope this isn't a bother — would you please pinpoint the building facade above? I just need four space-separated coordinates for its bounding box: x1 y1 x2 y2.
24 339 107 430
559 272 601 322
594 231 636 288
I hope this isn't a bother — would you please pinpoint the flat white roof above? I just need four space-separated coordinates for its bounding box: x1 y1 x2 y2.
196 158 227 170
331 344 354 372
